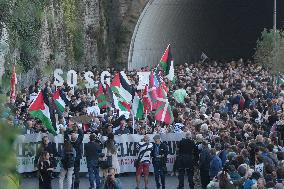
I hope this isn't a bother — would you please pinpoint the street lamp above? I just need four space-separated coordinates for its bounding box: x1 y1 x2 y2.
273 0 277 32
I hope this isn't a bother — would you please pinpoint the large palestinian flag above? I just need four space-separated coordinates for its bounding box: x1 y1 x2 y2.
28 91 56 135
155 86 174 124
111 71 134 103
160 44 174 81
53 89 66 112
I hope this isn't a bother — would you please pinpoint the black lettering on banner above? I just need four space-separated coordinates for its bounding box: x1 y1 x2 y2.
126 142 135 156
163 141 177 155
133 142 139 156
117 143 124 157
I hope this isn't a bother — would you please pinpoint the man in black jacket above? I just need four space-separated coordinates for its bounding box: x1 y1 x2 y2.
176 132 197 189
151 135 168 189
199 141 211 189
64 125 84 189
85 134 102 189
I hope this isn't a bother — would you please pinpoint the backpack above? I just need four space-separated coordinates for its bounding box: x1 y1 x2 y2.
61 151 75 169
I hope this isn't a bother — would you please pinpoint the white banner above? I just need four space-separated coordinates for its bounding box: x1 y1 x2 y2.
137 72 150 90
16 133 184 173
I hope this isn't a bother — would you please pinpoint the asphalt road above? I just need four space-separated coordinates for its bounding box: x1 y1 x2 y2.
21 173 202 189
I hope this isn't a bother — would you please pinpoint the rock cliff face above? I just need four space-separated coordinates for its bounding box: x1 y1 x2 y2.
38 0 148 70
0 0 148 87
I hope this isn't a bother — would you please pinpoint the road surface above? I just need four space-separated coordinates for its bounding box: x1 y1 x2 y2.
21 173 202 189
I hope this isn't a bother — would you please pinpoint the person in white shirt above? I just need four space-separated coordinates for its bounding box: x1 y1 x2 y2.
87 101 100 116
135 135 153 189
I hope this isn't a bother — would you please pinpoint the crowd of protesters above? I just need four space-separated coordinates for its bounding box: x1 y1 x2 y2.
2 59 284 189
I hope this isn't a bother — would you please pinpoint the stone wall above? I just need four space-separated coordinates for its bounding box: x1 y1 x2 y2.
0 0 148 88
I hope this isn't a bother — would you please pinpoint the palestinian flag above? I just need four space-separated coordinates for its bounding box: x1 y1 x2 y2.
132 94 144 119
111 71 134 103
113 94 131 112
155 86 174 124
53 89 66 112
28 91 56 135
97 83 107 108
160 44 174 81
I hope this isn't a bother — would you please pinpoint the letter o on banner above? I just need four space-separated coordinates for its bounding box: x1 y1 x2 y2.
54 69 64 87
101 71 111 88
67 70 77 87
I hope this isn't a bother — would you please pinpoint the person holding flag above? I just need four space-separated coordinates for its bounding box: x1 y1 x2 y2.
28 90 57 135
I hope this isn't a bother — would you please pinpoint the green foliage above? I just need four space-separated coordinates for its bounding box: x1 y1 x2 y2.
42 64 54 77
3 0 47 71
62 0 84 65
0 92 20 188
254 29 284 75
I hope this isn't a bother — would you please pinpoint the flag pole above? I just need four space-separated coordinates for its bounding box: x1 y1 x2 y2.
131 110 135 134
144 109 149 133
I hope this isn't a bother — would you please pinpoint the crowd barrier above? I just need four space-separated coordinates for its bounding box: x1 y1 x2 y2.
16 133 185 173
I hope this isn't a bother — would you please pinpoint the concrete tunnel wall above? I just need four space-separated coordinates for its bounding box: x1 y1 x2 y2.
128 0 284 70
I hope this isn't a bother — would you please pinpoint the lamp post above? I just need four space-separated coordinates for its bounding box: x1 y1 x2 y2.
273 0 277 32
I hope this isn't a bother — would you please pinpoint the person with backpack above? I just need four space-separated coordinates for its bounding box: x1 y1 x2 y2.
64 125 84 189
85 134 102 189
101 133 120 177
59 140 76 189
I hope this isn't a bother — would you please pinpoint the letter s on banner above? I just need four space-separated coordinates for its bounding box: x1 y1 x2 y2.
54 69 64 87
84 71 95 89
67 70 77 87
101 71 111 88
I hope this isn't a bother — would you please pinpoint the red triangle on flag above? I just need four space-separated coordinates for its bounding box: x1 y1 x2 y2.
160 45 170 62
28 92 45 112
111 73 120 88
53 89 60 100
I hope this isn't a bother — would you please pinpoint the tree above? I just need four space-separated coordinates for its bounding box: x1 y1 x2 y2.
254 29 284 76
0 93 20 189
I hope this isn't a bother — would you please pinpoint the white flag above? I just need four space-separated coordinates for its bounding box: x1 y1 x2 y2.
201 52 208 63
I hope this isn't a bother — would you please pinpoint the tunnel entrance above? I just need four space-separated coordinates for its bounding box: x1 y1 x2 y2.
128 0 284 70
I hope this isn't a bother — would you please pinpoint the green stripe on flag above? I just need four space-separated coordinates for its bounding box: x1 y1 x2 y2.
29 110 56 135
55 101 65 112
